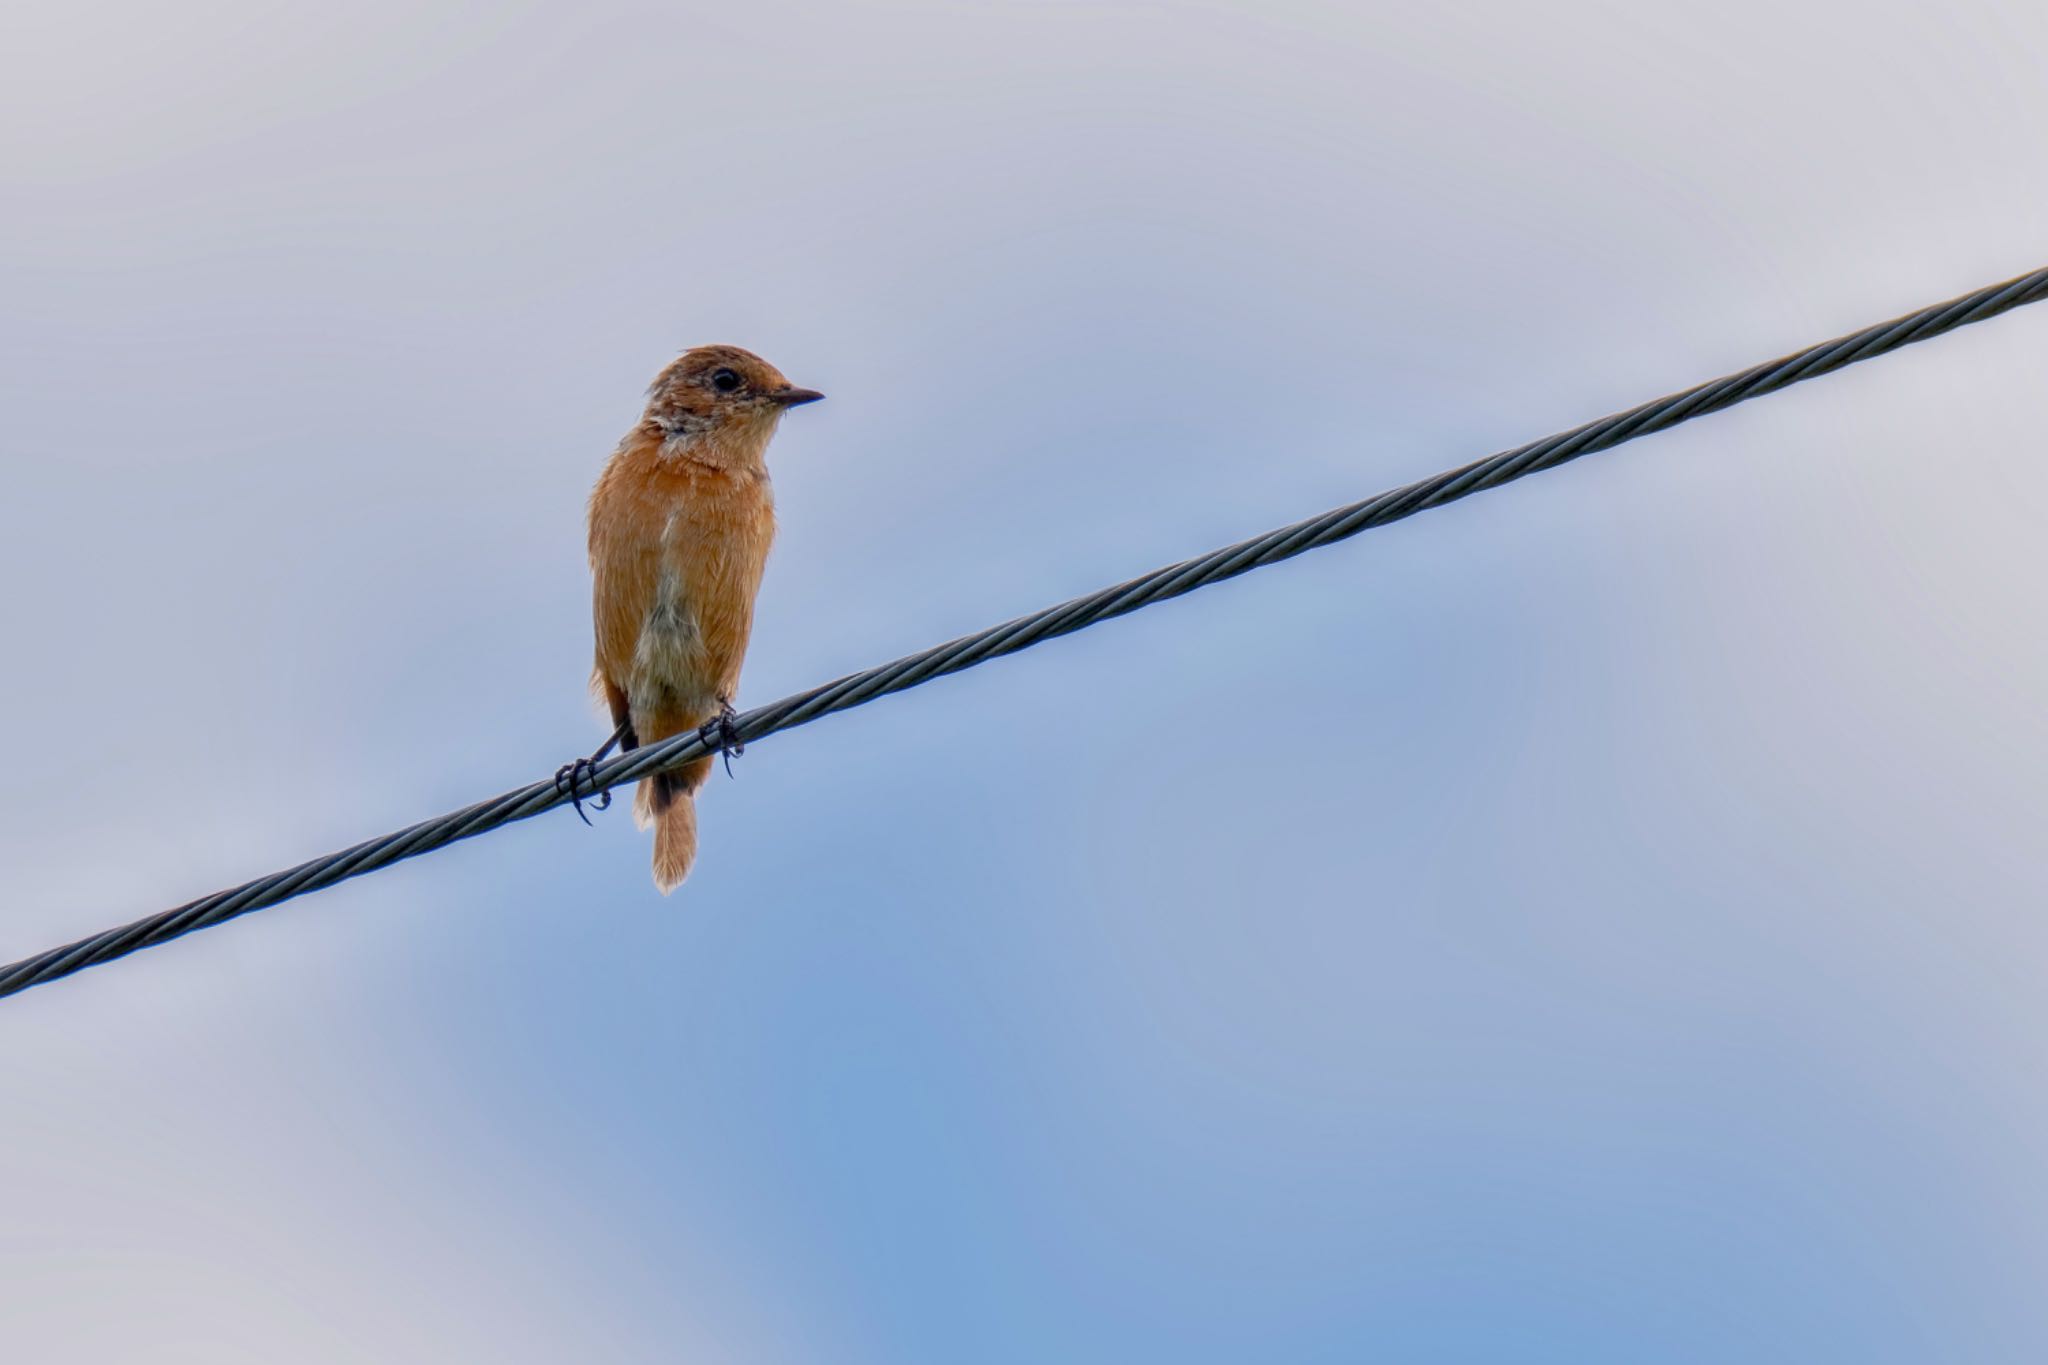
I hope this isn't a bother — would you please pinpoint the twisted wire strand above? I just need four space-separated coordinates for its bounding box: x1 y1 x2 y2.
7 265 2045 1001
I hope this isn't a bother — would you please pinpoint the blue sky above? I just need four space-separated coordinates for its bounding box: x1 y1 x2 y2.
3 2 2046 1360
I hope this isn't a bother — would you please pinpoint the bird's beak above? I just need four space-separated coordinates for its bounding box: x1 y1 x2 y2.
773 386 825 407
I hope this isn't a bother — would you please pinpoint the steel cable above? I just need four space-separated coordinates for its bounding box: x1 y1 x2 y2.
6 264 2045 1001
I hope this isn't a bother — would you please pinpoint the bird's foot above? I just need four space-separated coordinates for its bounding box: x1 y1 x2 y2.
553 717 632 825
553 756 614 826
700 701 745 778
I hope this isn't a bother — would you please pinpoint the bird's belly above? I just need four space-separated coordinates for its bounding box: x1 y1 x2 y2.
629 569 719 721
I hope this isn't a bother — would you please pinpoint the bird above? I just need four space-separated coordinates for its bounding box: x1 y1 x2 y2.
562 345 823 892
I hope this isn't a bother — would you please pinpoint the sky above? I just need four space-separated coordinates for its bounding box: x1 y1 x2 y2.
2 0 2046 1359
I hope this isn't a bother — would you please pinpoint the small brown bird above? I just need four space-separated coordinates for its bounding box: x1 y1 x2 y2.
566 345 822 891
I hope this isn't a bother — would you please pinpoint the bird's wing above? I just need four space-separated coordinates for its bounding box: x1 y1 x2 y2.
588 469 665 706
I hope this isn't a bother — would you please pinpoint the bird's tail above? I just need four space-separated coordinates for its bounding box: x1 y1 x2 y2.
634 759 710 894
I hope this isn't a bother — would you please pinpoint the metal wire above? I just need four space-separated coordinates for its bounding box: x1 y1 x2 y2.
6 265 2046 1002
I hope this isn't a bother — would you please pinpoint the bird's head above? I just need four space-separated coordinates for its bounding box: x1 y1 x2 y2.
643 345 822 465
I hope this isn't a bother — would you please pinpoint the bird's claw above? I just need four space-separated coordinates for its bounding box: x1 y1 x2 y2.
554 757 613 826
700 701 745 779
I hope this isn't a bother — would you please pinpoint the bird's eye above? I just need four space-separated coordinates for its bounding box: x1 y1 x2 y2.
710 368 742 393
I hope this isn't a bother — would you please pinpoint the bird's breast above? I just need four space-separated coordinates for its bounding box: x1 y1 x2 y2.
656 474 775 618
643 465 774 694
592 442 777 720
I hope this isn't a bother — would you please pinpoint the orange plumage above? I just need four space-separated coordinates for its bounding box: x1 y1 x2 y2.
584 345 822 891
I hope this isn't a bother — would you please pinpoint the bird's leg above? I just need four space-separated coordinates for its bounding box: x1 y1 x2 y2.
700 698 745 779
555 718 633 825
